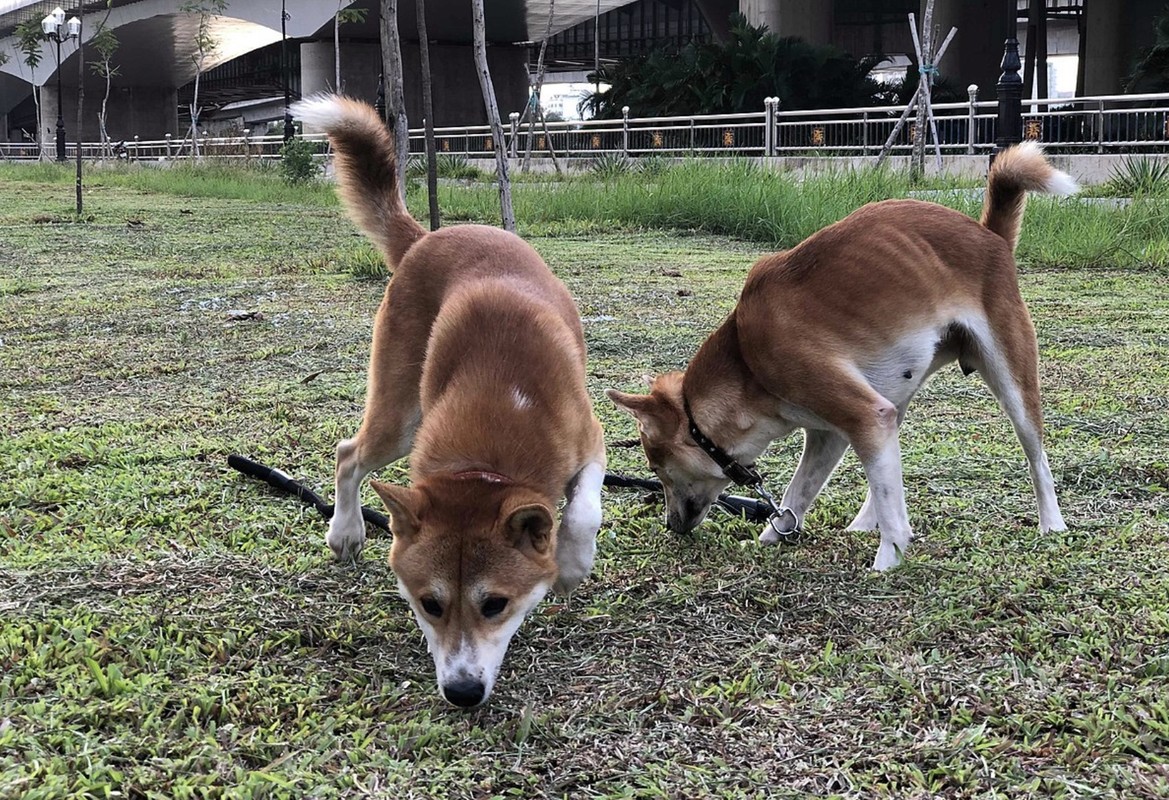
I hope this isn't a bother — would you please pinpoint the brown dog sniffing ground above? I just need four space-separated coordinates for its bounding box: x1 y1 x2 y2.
608 142 1077 571
294 95 606 708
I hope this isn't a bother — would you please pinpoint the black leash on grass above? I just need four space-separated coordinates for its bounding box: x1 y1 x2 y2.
227 454 392 533
226 453 776 535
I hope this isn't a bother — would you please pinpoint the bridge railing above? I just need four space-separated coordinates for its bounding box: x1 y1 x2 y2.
2 90 1166 164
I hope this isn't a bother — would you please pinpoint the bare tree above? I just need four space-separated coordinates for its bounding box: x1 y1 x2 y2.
90 3 119 158
521 0 562 174
379 0 410 203
334 2 368 92
470 0 515 231
74 9 84 216
415 0 440 230
180 0 228 159
14 21 44 159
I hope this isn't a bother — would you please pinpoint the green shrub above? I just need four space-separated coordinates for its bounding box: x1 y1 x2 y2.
1104 156 1169 197
436 154 485 180
279 138 320 185
636 155 672 178
590 153 632 179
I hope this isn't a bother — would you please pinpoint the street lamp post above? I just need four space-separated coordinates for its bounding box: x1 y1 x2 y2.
281 0 294 142
993 0 1023 165
41 7 81 162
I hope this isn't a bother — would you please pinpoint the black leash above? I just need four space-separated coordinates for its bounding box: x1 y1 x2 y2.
226 455 777 532
227 454 392 533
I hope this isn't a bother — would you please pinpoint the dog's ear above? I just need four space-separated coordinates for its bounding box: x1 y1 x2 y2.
503 502 555 555
605 388 673 439
370 481 423 539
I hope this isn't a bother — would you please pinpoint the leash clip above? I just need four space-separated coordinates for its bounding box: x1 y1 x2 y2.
752 479 800 542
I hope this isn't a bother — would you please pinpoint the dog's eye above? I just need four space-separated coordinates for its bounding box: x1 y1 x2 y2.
420 597 443 618
481 596 508 618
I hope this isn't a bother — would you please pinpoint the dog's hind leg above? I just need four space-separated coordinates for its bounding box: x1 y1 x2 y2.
790 369 912 570
964 310 1067 533
846 403 909 532
553 459 605 595
762 429 849 542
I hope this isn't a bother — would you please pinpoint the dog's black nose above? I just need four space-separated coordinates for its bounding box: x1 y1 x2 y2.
442 679 486 708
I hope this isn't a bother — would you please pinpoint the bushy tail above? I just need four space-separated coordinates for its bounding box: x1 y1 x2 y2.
980 141 1079 252
292 94 425 269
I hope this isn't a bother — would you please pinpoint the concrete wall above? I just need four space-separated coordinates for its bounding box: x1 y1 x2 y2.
734 0 1160 98
739 0 832 42
40 82 179 145
300 39 530 128
926 0 1011 100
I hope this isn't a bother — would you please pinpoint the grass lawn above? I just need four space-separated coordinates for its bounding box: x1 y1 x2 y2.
2 165 1168 798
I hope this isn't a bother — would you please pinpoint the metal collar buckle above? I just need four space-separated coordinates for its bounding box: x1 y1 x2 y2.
683 394 799 538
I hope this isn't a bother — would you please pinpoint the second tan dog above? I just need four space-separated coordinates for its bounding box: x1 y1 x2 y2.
294 96 605 708
608 143 1075 571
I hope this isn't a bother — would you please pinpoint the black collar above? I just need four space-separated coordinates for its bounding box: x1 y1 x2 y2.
682 395 762 488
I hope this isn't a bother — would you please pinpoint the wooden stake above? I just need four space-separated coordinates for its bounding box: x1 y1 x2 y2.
470 0 515 232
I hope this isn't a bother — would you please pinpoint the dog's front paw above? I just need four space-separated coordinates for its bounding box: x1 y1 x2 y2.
871 541 904 571
327 515 367 561
553 566 589 597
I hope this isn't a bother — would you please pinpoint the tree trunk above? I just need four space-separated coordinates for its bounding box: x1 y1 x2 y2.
911 0 934 179
32 86 42 161
99 69 111 157
470 0 515 232
335 8 341 91
379 0 410 203
522 0 555 171
75 10 84 217
415 0 440 230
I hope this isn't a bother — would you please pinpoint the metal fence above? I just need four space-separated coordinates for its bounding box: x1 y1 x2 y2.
2 90 1166 163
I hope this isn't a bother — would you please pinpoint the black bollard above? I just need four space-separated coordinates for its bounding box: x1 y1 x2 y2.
992 35 1023 166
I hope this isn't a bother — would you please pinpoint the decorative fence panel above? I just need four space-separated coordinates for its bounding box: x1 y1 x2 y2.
3 91 1165 163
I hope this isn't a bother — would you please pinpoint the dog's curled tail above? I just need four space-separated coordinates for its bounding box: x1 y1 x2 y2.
292 94 424 269
981 141 1079 252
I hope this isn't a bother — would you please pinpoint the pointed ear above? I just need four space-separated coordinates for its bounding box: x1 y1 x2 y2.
370 480 423 539
504 503 555 555
605 388 658 417
605 388 670 439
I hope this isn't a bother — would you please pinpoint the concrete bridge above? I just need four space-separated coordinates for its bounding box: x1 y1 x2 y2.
0 0 637 143
2 0 1162 146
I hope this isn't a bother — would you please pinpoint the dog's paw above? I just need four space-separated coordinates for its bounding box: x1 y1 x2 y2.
871 541 904 571
327 516 367 562
552 568 588 597
846 504 878 532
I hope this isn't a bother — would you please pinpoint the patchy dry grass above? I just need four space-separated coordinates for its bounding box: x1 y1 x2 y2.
2 168 1167 799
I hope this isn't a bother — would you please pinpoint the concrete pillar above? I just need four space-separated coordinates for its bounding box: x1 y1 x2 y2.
927 0 1010 99
739 0 832 43
300 40 334 97
38 82 67 154
1082 1 1122 95
299 39 525 129
108 85 180 141
301 40 381 103
1080 0 1164 95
